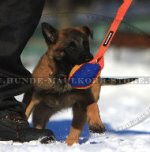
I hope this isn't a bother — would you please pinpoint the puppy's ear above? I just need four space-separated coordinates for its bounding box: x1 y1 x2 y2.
77 26 93 39
41 22 58 45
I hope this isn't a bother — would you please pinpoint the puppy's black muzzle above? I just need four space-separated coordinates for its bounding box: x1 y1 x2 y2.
83 53 93 62
64 51 93 65
78 52 93 64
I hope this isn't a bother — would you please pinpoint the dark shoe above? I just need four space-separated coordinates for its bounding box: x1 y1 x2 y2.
0 111 55 143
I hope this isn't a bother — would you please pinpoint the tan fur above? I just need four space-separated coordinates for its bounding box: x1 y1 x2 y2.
23 25 105 145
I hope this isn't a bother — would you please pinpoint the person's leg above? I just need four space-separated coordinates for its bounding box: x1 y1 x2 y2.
0 0 55 142
0 0 44 112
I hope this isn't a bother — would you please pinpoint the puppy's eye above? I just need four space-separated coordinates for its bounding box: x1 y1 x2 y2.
69 42 76 47
55 56 62 61
83 41 89 50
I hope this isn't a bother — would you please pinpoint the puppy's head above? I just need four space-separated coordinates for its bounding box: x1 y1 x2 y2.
42 22 93 77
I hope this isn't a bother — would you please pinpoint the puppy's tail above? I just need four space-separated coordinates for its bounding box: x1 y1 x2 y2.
101 78 137 86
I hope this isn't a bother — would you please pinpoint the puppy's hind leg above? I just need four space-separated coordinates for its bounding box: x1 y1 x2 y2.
23 88 39 119
25 98 39 119
66 103 87 145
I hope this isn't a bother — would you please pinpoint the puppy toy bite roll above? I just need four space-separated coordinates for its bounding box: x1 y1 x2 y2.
69 0 133 89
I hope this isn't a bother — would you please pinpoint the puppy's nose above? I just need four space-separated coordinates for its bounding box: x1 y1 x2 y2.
84 54 93 62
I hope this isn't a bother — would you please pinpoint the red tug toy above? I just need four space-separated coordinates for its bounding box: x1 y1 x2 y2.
69 0 133 89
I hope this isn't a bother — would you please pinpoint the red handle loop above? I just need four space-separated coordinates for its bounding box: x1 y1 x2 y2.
91 0 133 69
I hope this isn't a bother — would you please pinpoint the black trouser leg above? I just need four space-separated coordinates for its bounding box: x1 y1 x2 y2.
0 0 45 113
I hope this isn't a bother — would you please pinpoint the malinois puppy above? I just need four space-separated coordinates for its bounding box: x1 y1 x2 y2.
23 23 136 145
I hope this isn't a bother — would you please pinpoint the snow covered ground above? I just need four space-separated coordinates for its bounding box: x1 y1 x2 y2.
1 47 150 152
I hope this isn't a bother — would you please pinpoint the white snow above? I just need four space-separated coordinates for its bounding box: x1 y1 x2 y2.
1 47 150 152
